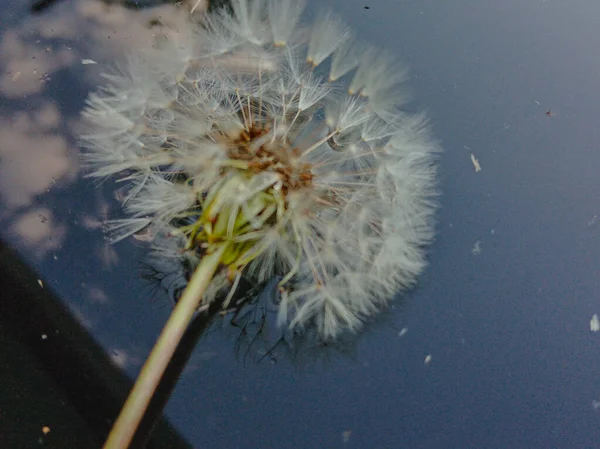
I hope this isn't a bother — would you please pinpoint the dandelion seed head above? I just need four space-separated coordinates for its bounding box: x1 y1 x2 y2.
80 0 439 340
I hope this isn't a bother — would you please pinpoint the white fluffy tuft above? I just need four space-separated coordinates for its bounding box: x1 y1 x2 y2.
80 0 440 340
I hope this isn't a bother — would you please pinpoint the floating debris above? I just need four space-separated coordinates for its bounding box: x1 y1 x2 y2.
42 426 50 435
424 354 432 365
590 314 599 332
37 279 44 288
472 240 481 256
470 153 481 172
342 430 352 444
81 59 97 65
398 327 408 337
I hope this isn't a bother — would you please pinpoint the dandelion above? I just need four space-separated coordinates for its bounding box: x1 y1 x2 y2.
81 1 439 447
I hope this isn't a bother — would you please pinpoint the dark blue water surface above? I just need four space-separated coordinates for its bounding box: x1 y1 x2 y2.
2 0 600 448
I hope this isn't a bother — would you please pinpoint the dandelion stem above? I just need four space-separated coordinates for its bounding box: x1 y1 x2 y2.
102 244 227 449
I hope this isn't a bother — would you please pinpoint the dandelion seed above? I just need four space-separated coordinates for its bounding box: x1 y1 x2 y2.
81 0 439 341
329 37 364 82
307 11 351 67
103 218 152 244
268 0 305 46
223 0 270 46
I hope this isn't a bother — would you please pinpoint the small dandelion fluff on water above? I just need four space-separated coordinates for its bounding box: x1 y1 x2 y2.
81 1 439 447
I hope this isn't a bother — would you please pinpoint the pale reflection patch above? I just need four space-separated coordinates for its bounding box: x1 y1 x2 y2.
0 0 204 264
8 208 66 259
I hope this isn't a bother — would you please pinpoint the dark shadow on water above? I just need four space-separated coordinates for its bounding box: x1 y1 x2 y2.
0 239 192 449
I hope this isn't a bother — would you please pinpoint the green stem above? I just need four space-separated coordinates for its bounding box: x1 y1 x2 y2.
103 244 227 449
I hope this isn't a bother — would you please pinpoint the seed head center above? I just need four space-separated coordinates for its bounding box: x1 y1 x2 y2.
228 124 314 194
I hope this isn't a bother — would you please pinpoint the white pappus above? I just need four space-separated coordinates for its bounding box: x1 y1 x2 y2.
80 0 440 340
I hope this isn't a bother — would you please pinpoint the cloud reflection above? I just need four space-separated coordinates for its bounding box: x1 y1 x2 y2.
0 0 203 262
8 207 66 259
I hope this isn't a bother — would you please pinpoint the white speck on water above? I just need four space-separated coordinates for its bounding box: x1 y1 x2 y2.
590 314 599 332
470 153 481 172
342 430 352 444
398 327 408 337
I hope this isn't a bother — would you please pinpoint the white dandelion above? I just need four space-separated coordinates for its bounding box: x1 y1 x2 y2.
82 2 439 447
81 12 439 339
